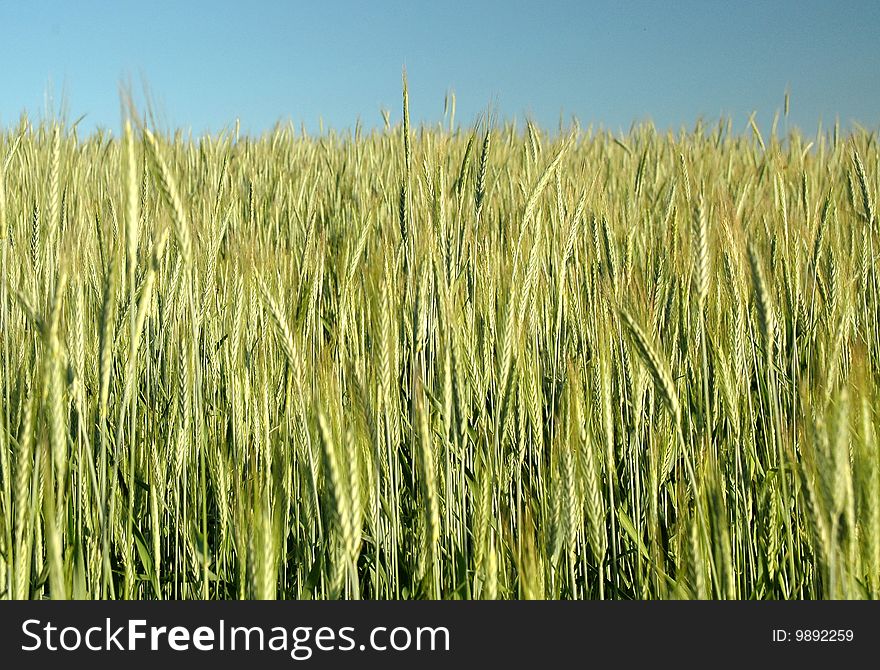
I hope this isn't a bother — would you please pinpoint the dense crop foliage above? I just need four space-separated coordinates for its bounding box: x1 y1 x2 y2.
0 89 878 599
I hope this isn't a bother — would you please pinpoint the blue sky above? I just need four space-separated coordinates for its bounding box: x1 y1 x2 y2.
1 0 878 136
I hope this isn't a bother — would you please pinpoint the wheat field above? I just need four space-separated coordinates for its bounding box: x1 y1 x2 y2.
0 84 878 600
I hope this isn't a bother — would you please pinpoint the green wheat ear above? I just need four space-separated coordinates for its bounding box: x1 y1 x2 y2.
619 308 681 432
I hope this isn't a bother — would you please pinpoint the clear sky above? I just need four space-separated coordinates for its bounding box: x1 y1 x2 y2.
1 0 878 136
